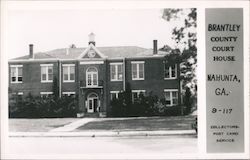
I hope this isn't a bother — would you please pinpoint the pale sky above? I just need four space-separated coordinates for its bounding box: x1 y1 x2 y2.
7 9 183 59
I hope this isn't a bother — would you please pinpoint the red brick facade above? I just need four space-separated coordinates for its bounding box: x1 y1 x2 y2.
9 36 181 117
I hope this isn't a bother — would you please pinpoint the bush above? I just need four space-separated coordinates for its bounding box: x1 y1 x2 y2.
164 105 183 116
110 90 183 117
9 94 78 118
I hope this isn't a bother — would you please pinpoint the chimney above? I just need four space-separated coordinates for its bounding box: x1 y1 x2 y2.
88 32 96 46
29 44 34 59
153 40 157 55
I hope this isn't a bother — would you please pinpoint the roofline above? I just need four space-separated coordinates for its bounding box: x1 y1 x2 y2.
8 55 166 63
9 59 60 63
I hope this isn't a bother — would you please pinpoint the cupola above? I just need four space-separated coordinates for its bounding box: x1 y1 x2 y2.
88 32 96 46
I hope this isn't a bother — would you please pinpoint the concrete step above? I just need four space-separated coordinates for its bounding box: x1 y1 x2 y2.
84 112 99 118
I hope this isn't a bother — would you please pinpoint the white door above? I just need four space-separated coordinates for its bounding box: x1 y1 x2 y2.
88 98 94 113
87 93 98 113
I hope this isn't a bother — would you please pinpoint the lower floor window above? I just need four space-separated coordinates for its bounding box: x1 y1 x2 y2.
10 92 23 101
110 91 120 100
62 92 76 97
40 92 53 98
132 90 146 103
164 89 178 106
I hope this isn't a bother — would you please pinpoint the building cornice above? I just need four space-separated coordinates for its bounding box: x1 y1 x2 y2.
8 55 166 63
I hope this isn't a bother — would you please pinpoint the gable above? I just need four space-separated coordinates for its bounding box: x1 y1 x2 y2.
82 48 101 58
78 43 107 59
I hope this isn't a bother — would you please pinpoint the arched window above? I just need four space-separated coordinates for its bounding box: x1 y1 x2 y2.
86 67 98 87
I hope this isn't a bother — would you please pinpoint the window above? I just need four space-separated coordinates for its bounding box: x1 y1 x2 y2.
110 91 120 100
110 63 123 81
86 67 98 87
164 89 178 106
131 61 144 80
10 65 23 83
40 92 53 98
62 92 75 97
132 90 146 103
17 92 23 95
164 64 177 79
41 64 53 82
63 64 75 82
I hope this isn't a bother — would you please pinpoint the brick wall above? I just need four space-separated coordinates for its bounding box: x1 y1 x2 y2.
9 61 59 96
9 57 181 114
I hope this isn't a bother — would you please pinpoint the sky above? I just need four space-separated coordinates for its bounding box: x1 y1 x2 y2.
7 9 183 59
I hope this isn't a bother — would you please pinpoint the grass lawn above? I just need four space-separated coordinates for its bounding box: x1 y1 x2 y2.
9 118 78 132
76 115 196 131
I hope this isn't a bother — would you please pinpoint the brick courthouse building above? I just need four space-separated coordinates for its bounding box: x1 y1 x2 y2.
9 33 181 117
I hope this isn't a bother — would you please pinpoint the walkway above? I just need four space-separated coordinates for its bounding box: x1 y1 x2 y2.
49 118 96 132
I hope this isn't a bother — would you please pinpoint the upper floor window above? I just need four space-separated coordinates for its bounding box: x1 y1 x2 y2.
10 65 23 83
63 64 75 82
132 90 146 103
164 89 178 106
131 61 144 80
164 64 177 79
86 67 98 87
41 64 53 83
110 63 123 81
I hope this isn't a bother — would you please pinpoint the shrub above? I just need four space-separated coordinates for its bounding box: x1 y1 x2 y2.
110 90 183 117
9 94 78 118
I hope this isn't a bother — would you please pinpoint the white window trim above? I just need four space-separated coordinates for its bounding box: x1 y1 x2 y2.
164 64 177 80
164 89 178 92
40 64 53 83
132 90 146 102
110 91 120 100
62 64 75 83
80 61 104 65
164 89 178 106
40 64 53 67
62 64 75 67
10 65 23 67
40 92 53 95
132 90 146 93
40 92 53 97
131 61 145 64
62 92 76 96
110 63 123 82
17 92 23 95
131 61 145 80
10 65 23 83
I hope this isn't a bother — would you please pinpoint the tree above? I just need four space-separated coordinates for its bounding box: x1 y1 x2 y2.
184 87 192 114
52 76 59 99
161 8 197 96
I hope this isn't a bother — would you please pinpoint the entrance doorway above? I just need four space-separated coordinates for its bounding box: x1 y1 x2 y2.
87 93 99 113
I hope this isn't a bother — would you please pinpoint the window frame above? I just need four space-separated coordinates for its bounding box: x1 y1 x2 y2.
40 92 53 98
40 64 53 83
164 89 179 106
131 61 145 80
164 64 177 80
110 91 120 100
62 64 75 82
62 91 76 97
132 90 146 103
86 66 98 87
10 65 23 83
110 63 123 82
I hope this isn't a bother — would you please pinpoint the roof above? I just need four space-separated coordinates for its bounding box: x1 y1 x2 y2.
11 46 170 60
